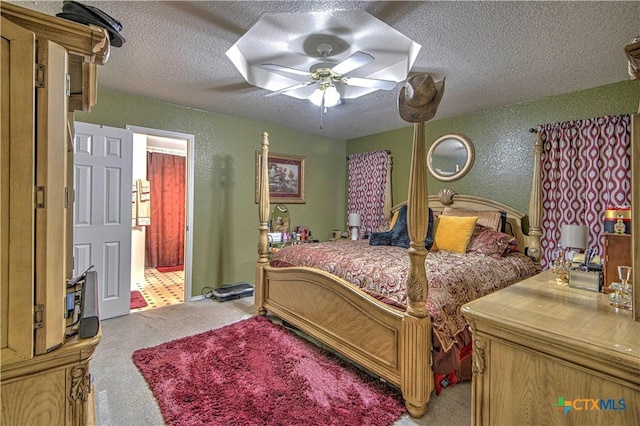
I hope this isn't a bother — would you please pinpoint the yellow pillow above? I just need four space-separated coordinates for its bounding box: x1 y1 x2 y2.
388 210 399 231
433 215 478 253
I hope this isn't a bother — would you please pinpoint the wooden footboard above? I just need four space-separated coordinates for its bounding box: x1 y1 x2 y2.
257 264 405 384
255 261 434 417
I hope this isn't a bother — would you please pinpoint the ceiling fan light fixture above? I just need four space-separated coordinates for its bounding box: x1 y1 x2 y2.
309 84 341 107
324 84 341 106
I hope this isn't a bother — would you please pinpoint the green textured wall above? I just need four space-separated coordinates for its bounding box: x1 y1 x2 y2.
76 81 638 297
76 87 346 298
347 80 640 217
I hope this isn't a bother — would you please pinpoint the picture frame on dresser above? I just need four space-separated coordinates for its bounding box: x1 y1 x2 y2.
255 151 306 204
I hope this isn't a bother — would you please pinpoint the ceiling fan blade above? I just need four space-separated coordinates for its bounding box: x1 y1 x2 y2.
211 81 257 93
342 76 397 90
331 51 374 75
261 63 311 77
265 81 315 97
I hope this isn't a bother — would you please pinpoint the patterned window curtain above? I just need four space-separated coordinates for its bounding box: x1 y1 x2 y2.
539 115 631 268
347 150 390 238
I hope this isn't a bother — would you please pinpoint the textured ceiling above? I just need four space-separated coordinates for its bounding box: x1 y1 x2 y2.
12 1 640 140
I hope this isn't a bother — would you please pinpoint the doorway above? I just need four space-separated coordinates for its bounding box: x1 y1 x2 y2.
127 126 194 312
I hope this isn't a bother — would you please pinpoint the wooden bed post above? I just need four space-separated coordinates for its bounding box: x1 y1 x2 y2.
397 73 443 417
255 131 270 316
401 121 433 417
526 130 543 264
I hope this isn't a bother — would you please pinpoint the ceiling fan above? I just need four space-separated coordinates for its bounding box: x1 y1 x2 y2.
261 43 397 127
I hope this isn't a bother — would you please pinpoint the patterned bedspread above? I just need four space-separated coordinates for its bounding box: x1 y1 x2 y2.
271 239 539 353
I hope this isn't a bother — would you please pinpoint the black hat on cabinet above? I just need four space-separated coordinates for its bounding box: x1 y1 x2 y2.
56 1 125 47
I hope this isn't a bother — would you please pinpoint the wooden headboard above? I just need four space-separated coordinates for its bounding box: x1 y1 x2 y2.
391 188 537 257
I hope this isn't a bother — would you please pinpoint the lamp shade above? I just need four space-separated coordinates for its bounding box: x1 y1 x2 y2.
561 224 588 250
309 85 341 107
347 213 361 227
324 85 341 106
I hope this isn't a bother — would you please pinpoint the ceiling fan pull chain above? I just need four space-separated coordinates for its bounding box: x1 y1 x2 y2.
320 91 326 129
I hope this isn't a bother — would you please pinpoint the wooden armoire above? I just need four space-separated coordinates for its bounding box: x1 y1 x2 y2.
1 3 109 424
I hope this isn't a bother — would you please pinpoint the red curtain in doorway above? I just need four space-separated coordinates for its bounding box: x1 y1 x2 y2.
145 152 186 268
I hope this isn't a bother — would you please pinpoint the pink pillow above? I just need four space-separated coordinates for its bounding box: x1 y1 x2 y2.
467 229 517 259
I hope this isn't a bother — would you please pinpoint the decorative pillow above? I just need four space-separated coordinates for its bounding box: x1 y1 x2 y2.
390 205 410 248
388 209 399 230
376 209 400 232
369 230 392 246
370 204 434 249
377 217 391 232
468 229 518 258
467 224 492 246
499 211 507 233
442 207 502 232
424 208 435 250
432 215 478 253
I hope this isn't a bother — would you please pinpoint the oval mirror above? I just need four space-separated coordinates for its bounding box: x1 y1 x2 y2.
427 133 475 182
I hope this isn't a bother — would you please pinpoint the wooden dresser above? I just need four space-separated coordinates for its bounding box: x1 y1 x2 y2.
1 3 109 425
603 233 632 289
462 270 640 426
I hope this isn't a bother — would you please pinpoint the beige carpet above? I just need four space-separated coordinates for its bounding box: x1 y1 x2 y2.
92 297 471 425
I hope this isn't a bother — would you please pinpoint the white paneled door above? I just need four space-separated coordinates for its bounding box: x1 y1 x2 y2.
73 122 133 319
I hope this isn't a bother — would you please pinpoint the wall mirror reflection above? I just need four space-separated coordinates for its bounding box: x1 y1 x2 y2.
427 133 475 182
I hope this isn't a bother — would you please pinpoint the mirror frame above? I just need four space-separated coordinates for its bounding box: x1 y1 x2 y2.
427 133 475 182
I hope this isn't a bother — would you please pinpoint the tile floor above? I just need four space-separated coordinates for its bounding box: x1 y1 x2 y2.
131 267 184 311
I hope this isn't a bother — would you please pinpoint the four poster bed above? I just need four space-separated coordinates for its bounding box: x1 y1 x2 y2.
255 129 544 417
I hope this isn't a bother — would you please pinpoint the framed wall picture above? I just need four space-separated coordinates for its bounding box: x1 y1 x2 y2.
255 151 306 203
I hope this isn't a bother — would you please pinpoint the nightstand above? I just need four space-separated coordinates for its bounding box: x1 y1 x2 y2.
603 233 632 289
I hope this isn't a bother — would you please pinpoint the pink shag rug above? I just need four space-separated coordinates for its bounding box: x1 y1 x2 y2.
132 316 405 426
130 290 148 309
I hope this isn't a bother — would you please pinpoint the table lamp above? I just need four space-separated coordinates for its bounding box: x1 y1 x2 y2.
561 224 588 260
348 213 361 240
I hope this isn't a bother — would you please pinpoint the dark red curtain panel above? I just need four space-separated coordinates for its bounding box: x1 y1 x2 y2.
145 152 186 268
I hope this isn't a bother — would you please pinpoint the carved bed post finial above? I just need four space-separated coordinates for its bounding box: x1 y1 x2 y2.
526 131 543 264
255 132 270 316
